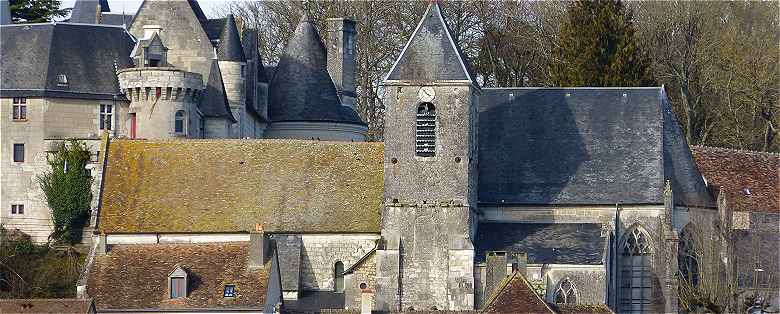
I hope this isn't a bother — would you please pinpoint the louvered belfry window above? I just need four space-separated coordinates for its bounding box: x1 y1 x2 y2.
416 102 436 157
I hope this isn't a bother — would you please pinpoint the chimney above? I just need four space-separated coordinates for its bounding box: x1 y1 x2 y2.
1 0 12 25
97 233 108 255
249 223 267 269
485 251 508 298
512 252 528 277
326 18 357 111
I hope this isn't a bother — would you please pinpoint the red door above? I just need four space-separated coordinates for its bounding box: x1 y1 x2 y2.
130 113 137 139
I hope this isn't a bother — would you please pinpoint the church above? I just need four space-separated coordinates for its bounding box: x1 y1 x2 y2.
3 0 762 313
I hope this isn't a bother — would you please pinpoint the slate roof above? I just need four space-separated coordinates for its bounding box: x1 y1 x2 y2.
0 299 96 313
203 18 225 43
478 87 715 207
69 0 110 24
386 2 477 86
97 139 384 234
475 223 606 265
268 15 365 125
0 23 134 99
217 15 245 62
86 243 269 310
201 60 237 122
482 271 555 313
99 13 133 26
691 146 779 213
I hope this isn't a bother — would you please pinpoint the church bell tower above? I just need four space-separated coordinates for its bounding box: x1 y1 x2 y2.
375 2 479 311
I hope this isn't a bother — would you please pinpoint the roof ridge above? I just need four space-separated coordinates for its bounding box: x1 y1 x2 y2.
692 145 780 157
111 138 385 146
483 86 665 90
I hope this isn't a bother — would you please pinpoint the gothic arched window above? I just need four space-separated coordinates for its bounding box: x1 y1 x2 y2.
554 278 577 304
334 261 344 293
620 226 653 313
678 225 700 287
415 103 436 157
174 110 186 135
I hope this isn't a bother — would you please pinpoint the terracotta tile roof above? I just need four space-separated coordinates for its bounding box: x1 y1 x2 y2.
691 146 779 213
483 271 554 314
98 139 384 234
550 304 614 314
86 243 268 310
0 299 95 313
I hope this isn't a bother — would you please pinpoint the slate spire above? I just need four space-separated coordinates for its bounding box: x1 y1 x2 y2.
70 0 111 24
201 59 237 122
385 2 476 85
267 14 364 124
217 14 246 62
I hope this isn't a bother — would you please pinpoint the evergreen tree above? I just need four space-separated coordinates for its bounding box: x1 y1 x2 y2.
10 0 69 23
37 139 93 245
550 0 655 87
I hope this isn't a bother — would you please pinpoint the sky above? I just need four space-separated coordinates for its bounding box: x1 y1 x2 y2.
59 0 228 18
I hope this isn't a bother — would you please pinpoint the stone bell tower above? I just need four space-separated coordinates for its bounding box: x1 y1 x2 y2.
375 2 479 311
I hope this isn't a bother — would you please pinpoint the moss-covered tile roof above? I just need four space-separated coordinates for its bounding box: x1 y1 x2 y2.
98 139 384 234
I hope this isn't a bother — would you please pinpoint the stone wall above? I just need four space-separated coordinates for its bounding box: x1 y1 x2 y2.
263 121 366 142
118 68 203 140
128 0 216 80
1 97 125 243
344 252 377 310
297 234 378 291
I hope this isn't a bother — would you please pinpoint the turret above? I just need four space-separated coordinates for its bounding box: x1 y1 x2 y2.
216 14 247 138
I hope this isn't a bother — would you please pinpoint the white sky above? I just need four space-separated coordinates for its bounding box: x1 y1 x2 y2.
59 0 230 18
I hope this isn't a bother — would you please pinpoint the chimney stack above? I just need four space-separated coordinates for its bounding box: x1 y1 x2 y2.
249 223 267 269
326 18 357 111
485 251 508 299
512 252 528 277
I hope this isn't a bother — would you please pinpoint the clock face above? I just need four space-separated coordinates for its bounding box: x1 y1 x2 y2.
417 87 435 103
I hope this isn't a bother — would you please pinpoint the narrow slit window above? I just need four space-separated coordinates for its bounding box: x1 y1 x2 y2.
416 102 436 157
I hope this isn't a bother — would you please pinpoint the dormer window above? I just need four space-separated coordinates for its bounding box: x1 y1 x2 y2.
168 265 188 299
56 74 68 86
416 103 436 157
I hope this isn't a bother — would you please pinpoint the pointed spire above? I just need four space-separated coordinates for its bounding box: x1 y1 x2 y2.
0 0 11 25
385 2 476 85
201 60 237 122
70 0 110 24
268 14 364 124
217 14 245 62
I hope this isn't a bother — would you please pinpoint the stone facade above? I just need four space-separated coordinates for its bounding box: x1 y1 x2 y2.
0 97 126 242
118 67 203 139
297 234 378 291
378 80 478 310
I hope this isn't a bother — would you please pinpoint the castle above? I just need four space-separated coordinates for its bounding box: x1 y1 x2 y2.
1 0 777 313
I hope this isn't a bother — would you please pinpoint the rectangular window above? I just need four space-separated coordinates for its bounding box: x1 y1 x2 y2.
13 144 24 162
12 98 27 120
223 284 236 297
170 277 186 298
11 204 24 215
100 104 113 131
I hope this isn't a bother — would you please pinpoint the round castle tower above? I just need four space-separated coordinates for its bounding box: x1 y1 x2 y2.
118 68 204 139
217 15 248 139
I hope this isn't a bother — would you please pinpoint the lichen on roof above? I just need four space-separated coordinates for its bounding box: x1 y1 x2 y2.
98 139 384 234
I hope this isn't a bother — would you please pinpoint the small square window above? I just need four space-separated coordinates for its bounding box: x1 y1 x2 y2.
11 204 24 215
57 74 68 86
13 144 24 162
223 284 236 298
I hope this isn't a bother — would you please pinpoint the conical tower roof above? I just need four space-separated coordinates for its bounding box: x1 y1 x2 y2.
268 14 364 124
386 2 477 86
217 14 245 62
201 59 237 122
